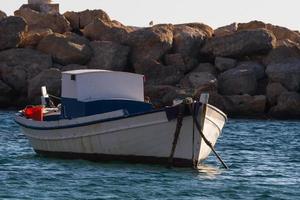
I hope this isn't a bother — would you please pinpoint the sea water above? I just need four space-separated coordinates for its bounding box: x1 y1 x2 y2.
0 111 299 199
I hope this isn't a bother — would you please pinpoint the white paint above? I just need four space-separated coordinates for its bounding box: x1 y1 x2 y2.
62 70 145 102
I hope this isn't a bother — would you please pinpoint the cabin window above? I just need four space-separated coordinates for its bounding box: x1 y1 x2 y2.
71 74 76 81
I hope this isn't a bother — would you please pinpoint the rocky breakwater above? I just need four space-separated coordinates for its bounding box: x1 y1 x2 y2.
0 5 299 119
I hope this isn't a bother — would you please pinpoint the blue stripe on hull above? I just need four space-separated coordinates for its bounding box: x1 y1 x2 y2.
15 102 202 130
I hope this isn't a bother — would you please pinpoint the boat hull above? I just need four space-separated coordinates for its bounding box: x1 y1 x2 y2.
15 104 227 167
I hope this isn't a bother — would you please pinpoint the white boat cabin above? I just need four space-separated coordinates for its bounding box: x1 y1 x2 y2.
59 70 153 119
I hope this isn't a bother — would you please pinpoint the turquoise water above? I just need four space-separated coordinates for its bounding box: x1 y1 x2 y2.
0 111 299 200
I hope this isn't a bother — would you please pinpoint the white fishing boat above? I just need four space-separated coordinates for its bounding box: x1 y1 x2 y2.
15 69 227 167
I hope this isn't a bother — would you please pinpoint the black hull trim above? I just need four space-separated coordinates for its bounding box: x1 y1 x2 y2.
35 150 195 168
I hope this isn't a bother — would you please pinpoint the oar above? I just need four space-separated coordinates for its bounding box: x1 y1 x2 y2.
191 94 229 169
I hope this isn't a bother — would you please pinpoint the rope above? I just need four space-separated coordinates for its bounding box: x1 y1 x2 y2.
191 104 196 168
167 103 185 168
188 105 229 169
48 94 61 100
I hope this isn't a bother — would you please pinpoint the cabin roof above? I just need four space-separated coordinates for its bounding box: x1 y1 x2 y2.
62 69 142 77
61 69 145 102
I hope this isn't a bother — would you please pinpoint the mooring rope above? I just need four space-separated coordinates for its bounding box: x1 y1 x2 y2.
167 103 185 168
48 94 61 100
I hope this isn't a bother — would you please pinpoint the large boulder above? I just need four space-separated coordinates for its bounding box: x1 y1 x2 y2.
263 40 300 65
0 48 52 94
60 64 87 71
164 53 185 66
88 41 130 71
215 57 237 72
224 95 266 116
267 25 300 44
266 60 300 91
0 10 7 20
237 21 266 31
64 9 111 30
0 80 13 106
83 18 133 43
37 33 92 65
201 29 276 57
125 24 174 63
181 23 214 38
238 20 300 44
266 82 288 106
0 16 27 50
14 8 71 33
269 92 300 119
135 59 183 86
20 28 53 48
180 72 217 90
218 67 257 95
208 93 266 116
144 85 177 107
27 68 61 103
63 32 91 45
164 53 196 73
145 85 195 107
172 24 206 57
236 61 265 80
214 23 238 37
193 63 217 75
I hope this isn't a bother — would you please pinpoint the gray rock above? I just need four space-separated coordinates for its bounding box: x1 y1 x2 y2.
214 23 237 37
173 24 206 57
263 40 300 65
0 10 7 20
179 23 214 38
201 29 275 57
83 18 133 44
193 63 217 75
164 53 197 73
180 72 217 89
0 80 13 106
27 68 61 104
37 33 92 65
266 82 288 106
238 20 300 44
164 54 185 66
0 16 27 50
215 57 237 72
144 85 177 107
266 60 300 91
60 64 88 71
125 24 173 64
218 67 257 95
88 41 130 71
224 94 266 116
14 8 71 33
0 48 52 93
269 92 300 118
208 93 266 116
135 59 183 86
64 32 91 46
145 85 194 107
20 28 53 48
236 61 265 80
64 9 111 30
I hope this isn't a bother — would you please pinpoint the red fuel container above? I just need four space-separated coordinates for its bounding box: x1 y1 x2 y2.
23 106 44 121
